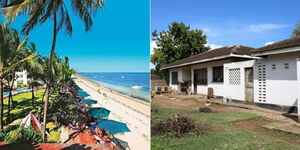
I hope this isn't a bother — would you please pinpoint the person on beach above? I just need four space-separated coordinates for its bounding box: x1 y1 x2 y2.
69 120 81 130
94 128 110 144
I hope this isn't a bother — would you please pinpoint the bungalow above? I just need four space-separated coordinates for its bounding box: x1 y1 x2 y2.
161 37 300 112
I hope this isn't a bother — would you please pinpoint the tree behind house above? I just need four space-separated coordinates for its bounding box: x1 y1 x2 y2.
151 22 210 81
292 21 300 37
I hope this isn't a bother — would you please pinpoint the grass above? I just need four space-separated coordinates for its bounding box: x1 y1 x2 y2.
151 107 300 150
3 88 61 142
46 122 61 142
3 89 59 123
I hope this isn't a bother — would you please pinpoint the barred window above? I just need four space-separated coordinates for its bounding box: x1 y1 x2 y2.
212 66 223 82
194 68 207 85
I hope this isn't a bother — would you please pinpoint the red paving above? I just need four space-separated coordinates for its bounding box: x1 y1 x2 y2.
66 128 116 149
68 128 97 144
0 142 114 150
0 129 116 150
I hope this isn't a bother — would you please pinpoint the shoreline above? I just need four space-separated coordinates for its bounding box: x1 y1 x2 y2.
74 75 150 150
76 74 150 103
74 74 150 117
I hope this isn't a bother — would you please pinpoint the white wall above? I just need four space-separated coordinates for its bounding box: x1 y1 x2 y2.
191 59 232 96
224 60 255 101
297 58 300 114
169 67 191 92
14 70 28 87
169 68 182 91
253 51 300 107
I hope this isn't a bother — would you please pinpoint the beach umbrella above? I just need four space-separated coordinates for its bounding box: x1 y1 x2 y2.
78 90 90 98
89 107 110 119
81 99 97 105
98 120 130 135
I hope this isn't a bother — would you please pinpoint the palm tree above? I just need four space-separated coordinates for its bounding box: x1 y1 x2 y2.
2 0 105 140
24 43 43 107
0 23 37 130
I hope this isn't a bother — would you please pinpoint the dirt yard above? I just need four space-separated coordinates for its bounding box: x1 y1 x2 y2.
152 93 300 148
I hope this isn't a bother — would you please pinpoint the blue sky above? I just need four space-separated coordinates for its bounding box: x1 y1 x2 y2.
6 0 150 72
151 0 300 50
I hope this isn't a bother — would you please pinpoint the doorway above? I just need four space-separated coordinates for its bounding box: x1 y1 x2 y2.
245 68 254 102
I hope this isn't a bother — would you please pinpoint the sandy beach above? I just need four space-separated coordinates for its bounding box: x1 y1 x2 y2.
74 75 150 150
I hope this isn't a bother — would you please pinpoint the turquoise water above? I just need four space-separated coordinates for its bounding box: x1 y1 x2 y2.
3 88 31 96
78 72 150 102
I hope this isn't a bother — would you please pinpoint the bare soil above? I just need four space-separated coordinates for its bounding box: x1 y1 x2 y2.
153 94 300 145
234 118 300 145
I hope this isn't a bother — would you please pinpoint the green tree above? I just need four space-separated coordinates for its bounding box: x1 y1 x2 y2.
3 0 105 140
292 21 300 37
0 23 37 130
151 22 210 81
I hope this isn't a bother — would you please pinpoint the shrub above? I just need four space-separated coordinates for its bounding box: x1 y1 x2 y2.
5 126 44 143
48 93 80 126
152 113 210 137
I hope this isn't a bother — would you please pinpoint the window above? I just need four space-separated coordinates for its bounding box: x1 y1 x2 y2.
171 72 178 85
212 66 223 82
284 63 289 69
194 68 207 85
229 68 240 85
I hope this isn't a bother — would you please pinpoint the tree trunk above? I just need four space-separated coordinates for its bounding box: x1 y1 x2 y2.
31 85 35 106
7 74 16 122
42 11 58 141
42 85 50 141
0 77 3 131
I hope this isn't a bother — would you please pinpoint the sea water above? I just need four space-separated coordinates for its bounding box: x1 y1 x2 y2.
78 72 150 102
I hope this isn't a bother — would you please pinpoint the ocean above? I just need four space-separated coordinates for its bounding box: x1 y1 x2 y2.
78 72 150 102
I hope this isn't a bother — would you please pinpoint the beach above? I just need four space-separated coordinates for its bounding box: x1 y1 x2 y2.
74 75 150 150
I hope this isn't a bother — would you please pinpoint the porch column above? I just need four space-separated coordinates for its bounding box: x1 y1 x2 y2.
191 69 194 94
297 58 300 122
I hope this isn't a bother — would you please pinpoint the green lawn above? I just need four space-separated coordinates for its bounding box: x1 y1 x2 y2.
151 107 300 150
3 89 61 142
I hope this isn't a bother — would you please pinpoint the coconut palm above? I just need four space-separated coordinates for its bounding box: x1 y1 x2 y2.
0 23 37 130
2 0 105 139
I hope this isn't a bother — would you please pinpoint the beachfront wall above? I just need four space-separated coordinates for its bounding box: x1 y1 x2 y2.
224 60 255 101
191 59 232 97
253 51 300 107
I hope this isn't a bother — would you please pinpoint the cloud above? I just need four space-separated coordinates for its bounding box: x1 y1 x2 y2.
150 41 157 69
206 43 223 49
264 41 274 46
150 40 157 55
247 24 290 32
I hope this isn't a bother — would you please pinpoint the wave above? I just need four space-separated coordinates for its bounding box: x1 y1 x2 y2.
131 85 143 89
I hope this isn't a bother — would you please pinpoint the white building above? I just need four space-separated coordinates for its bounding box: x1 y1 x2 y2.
14 70 28 87
162 37 300 112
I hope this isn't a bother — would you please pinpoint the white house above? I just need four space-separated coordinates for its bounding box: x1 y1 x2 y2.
14 70 28 87
162 37 300 112
162 45 257 96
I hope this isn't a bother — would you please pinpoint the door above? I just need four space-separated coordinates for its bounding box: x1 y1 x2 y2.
193 72 198 94
245 68 254 102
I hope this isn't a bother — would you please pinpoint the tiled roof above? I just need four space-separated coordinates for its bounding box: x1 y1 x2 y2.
162 45 253 69
251 37 300 54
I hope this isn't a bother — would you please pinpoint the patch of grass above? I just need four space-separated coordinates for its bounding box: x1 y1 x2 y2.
46 122 61 142
151 107 300 150
3 89 45 122
2 89 62 143
3 89 59 123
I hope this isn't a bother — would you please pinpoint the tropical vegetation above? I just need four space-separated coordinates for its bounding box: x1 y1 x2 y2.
0 0 106 141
